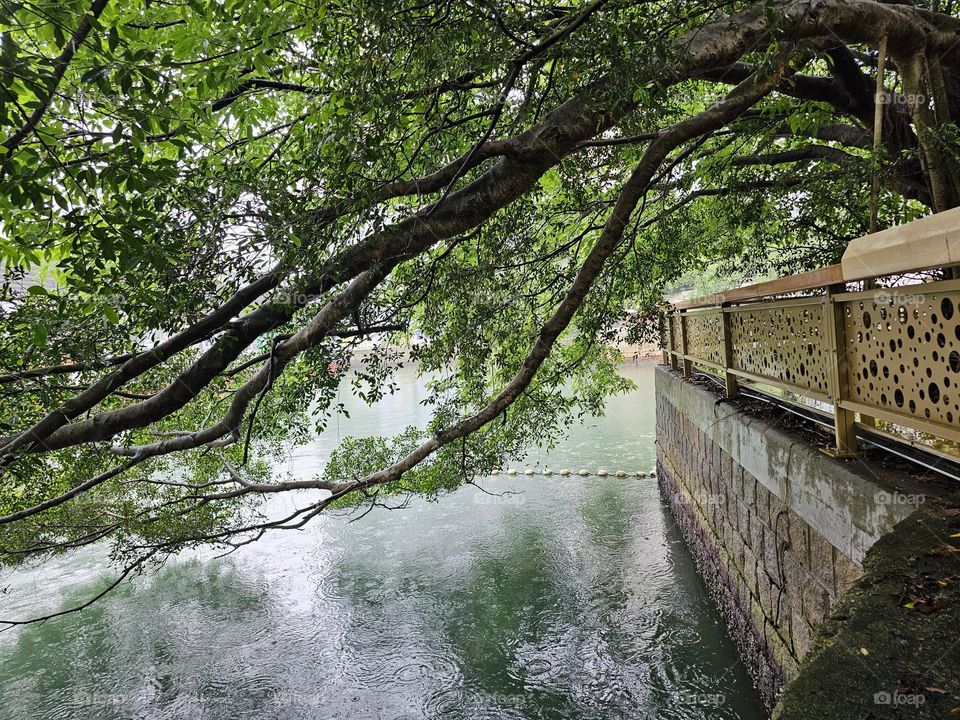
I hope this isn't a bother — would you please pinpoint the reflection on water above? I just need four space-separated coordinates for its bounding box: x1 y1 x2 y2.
0 362 766 720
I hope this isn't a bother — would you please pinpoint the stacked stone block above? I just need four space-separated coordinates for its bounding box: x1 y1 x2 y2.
654 373 877 708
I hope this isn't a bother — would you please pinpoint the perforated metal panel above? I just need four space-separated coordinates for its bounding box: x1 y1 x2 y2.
665 277 960 454
843 290 960 429
728 302 830 395
684 311 724 366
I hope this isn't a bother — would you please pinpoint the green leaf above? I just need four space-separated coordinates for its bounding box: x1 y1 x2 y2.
31 323 48 345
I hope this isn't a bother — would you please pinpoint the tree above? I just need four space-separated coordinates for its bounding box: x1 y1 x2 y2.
1 0 958 624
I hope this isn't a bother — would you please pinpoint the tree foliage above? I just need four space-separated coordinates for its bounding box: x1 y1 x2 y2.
1 0 959 623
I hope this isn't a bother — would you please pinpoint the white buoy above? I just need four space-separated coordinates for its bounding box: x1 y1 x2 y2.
543 468 552 476
524 468 534 475
507 468 517 475
615 470 626 478
560 468 570 476
490 469 500 476
636 471 647 477
597 468 608 477
650 470 657 477
578 469 589 476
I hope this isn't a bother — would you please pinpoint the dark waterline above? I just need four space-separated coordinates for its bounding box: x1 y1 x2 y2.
0 362 767 720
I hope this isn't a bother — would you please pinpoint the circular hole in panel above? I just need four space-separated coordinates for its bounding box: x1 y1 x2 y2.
942 298 955 320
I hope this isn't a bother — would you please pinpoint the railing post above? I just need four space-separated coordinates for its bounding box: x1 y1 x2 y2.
679 310 692 378
720 304 739 398
822 283 860 458
667 313 679 370
664 313 674 367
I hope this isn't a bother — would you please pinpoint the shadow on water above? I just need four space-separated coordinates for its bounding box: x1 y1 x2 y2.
646 498 769 720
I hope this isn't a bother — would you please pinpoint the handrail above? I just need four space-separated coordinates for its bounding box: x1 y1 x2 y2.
673 206 960 312
663 209 960 461
842 205 960 280
673 265 843 310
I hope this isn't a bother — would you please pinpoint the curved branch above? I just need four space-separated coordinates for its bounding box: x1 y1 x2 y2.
11 84 625 456
731 144 859 167
0 266 288 459
2 0 111 155
329 61 791 500
0 548 160 631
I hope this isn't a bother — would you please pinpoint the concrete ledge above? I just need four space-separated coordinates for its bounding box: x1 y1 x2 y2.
655 367 914 567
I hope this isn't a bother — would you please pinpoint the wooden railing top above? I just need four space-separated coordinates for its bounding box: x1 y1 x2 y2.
842 205 960 280
673 265 843 310
672 207 960 311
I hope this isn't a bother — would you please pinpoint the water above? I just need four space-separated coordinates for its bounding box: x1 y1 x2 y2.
0 362 766 720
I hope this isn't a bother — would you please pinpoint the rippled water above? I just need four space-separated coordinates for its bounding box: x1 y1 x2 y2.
0 361 766 720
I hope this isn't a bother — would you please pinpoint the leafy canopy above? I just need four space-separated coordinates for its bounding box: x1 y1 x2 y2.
0 0 958 619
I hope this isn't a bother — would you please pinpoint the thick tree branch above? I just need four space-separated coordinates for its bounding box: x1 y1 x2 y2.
0 266 288 459
326 63 791 501
731 144 859 167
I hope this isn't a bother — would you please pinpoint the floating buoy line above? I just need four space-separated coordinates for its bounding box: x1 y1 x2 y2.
490 468 657 478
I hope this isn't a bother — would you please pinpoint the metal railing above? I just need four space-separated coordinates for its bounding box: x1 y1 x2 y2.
664 209 960 459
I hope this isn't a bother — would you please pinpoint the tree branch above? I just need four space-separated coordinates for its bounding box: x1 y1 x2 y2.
2 0 111 154
326 60 792 501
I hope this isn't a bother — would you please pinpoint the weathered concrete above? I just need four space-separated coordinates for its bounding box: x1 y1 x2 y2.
774 510 960 719
655 366 917 708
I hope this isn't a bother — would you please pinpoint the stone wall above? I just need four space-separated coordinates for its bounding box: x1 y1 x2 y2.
654 366 915 708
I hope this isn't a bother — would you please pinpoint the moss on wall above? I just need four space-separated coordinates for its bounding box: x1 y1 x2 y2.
774 510 960 719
